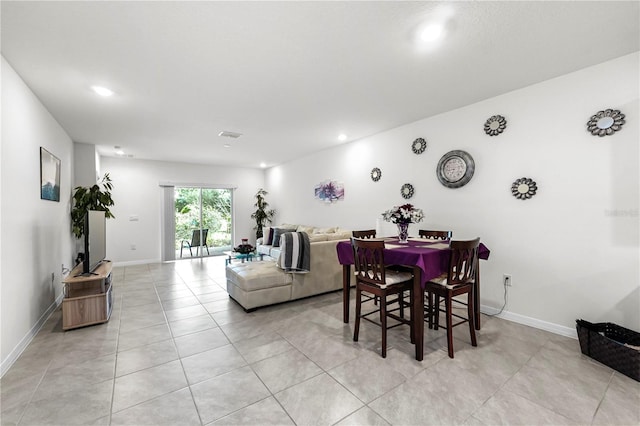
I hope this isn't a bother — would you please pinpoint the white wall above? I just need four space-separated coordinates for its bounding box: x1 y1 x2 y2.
100 157 265 265
1 57 74 374
266 53 639 335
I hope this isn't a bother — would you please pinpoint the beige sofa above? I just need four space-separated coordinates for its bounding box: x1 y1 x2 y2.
225 225 351 310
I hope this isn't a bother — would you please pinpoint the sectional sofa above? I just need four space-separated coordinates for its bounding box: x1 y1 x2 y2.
225 225 352 310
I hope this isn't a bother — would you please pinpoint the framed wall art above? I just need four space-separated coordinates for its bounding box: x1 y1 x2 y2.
40 147 61 202
314 180 344 203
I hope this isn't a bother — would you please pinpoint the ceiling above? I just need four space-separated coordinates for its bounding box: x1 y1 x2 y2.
2 1 639 169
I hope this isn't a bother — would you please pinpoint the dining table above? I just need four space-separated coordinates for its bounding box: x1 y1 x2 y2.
336 237 490 361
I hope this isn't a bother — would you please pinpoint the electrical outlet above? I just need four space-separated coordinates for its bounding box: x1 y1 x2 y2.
503 274 512 287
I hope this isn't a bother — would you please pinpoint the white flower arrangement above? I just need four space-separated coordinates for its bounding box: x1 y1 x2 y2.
381 203 424 224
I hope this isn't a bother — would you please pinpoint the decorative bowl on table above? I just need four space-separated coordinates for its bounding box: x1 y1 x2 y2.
233 243 255 254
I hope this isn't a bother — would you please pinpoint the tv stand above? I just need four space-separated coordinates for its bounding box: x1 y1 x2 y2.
62 261 113 330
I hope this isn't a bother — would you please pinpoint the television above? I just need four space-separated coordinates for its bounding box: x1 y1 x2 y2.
83 210 107 274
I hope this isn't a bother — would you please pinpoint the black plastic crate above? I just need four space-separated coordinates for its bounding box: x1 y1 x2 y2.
576 319 640 382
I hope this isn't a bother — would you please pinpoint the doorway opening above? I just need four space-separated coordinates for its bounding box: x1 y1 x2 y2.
174 187 232 259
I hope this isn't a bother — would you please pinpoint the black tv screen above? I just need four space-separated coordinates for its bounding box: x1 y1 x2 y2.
84 210 106 274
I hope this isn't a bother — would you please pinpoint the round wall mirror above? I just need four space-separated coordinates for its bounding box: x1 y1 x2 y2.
587 109 625 137
511 177 537 200
484 115 507 136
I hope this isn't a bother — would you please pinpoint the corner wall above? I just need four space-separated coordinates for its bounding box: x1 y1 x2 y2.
1 57 74 375
265 52 639 335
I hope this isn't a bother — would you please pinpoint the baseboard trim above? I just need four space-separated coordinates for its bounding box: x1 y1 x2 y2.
112 258 159 267
0 292 64 378
481 304 577 339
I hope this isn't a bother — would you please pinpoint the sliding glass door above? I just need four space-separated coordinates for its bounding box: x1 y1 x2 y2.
174 187 232 259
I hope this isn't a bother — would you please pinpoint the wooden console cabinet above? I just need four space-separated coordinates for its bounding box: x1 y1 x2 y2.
62 261 113 330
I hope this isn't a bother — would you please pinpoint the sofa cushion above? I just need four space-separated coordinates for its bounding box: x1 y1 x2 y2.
308 234 329 243
272 228 296 247
265 227 275 245
296 225 315 234
314 227 336 234
327 231 351 241
226 261 292 292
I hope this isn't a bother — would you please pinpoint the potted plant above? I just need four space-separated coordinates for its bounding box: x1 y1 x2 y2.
71 173 115 239
250 188 275 239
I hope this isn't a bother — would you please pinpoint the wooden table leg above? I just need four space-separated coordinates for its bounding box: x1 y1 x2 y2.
342 264 351 323
474 262 481 330
413 266 424 361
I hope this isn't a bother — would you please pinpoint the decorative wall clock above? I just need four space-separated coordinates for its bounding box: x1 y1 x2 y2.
484 115 507 136
436 150 475 188
511 177 537 200
586 109 625 137
400 183 414 199
411 138 427 154
371 167 382 182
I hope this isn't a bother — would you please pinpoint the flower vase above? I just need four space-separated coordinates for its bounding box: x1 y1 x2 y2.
397 223 409 244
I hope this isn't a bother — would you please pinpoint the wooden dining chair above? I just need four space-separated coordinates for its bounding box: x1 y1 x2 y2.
419 230 452 321
418 229 452 240
425 238 480 358
352 229 377 239
351 238 414 358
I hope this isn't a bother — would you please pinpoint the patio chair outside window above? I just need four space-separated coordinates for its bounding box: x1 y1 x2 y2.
180 229 210 257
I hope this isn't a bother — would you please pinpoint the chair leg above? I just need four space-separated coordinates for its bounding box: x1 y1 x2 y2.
445 294 454 358
427 291 434 329
468 289 477 347
380 293 387 358
205 244 210 255
434 294 441 330
180 243 183 258
353 287 362 342
398 290 404 319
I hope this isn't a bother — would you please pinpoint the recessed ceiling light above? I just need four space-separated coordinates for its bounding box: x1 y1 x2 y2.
91 85 114 97
420 23 444 42
115 150 125 156
338 134 347 142
260 162 266 168
223 143 231 148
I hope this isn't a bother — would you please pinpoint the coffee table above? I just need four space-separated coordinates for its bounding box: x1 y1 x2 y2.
224 251 263 265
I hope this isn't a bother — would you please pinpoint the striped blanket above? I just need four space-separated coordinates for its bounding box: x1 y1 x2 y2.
280 231 311 273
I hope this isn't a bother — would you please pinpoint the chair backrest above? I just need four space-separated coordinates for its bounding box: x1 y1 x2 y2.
446 238 480 286
352 229 377 239
191 229 208 246
351 237 387 286
419 229 452 240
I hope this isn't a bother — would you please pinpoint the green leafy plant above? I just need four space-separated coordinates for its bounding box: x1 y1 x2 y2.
250 188 275 239
71 173 115 239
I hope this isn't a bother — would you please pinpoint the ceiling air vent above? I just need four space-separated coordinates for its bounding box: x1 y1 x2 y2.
218 131 243 139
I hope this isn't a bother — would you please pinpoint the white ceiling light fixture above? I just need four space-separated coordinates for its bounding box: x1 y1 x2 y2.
218 131 243 139
338 133 347 142
420 23 444 42
91 85 114 97
260 162 266 168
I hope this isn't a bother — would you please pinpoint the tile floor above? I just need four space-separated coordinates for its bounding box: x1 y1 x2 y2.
1 257 638 425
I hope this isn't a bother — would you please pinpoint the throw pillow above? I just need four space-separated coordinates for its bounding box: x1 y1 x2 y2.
265 227 275 245
313 227 336 234
296 225 315 234
272 228 296 248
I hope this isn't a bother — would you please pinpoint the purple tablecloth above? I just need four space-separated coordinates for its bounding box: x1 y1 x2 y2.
336 238 490 287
